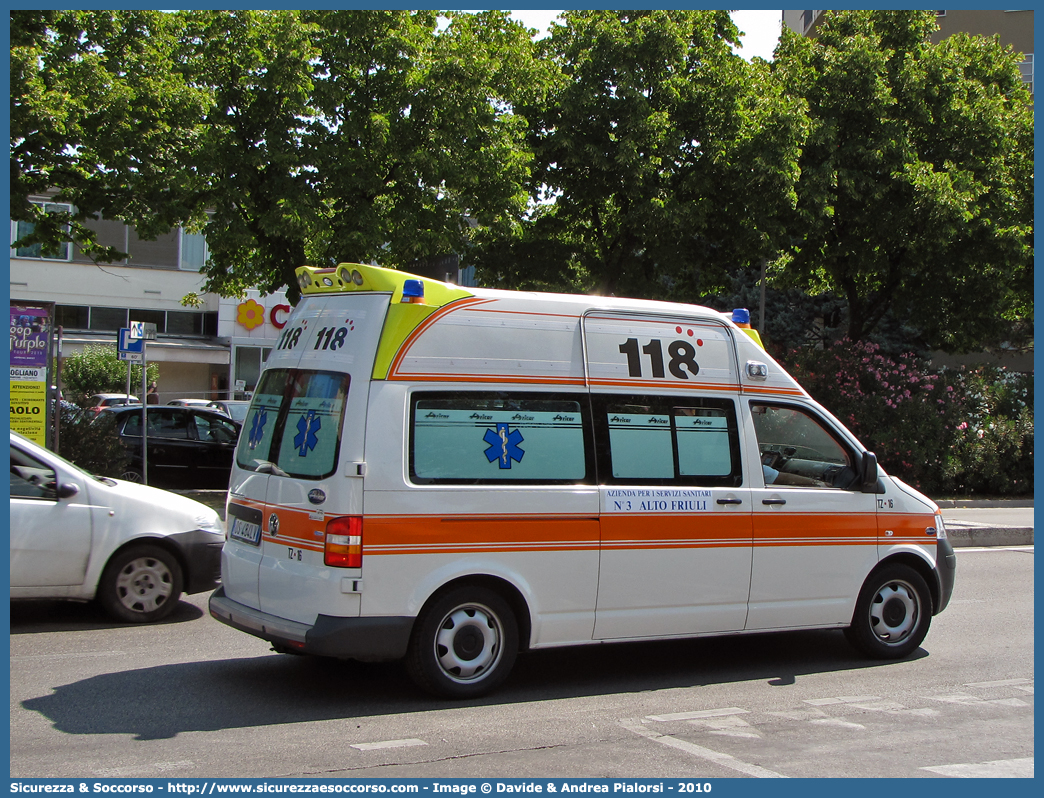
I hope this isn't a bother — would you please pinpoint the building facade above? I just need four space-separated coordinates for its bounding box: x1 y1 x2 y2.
11 199 478 403
782 9 1033 96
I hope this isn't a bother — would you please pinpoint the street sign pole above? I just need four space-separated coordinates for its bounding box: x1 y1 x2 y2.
125 323 156 485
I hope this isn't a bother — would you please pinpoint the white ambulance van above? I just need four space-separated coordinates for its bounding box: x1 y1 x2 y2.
210 263 956 698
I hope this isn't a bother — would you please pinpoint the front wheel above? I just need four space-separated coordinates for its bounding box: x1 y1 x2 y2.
844 564 932 659
406 586 519 699
98 544 184 623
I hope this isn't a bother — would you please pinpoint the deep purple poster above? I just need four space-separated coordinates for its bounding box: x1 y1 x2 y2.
10 304 51 368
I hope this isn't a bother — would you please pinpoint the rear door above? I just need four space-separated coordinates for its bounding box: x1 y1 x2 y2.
225 293 389 624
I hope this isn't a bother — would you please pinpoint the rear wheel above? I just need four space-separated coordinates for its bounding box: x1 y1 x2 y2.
98 544 183 623
844 564 931 658
406 586 518 699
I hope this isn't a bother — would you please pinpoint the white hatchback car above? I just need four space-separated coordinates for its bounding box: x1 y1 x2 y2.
10 430 225 623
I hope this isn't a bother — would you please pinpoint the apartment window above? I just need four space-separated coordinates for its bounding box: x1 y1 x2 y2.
180 230 208 271
1019 54 1033 95
234 346 272 394
55 305 90 330
129 308 166 334
11 203 72 260
88 307 129 332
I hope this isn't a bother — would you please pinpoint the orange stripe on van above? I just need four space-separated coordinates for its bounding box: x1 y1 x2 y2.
879 512 941 545
754 512 878 547
366 515 600 556
600 514 752 550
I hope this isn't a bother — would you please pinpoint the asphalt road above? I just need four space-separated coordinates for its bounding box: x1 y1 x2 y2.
10 546 1033 780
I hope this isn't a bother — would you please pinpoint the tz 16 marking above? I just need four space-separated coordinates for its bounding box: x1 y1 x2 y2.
287 548 302 561
619 338 700 380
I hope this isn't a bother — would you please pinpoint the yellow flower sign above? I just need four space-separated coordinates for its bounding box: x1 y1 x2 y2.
236 299 266 331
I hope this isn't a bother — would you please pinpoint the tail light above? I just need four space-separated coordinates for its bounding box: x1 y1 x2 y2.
324 516 362 567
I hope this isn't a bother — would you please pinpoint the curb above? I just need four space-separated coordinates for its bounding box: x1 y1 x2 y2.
944 524 1034 548
935 499 1034 509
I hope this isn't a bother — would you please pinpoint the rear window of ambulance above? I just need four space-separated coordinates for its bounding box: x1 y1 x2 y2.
236 369 350 479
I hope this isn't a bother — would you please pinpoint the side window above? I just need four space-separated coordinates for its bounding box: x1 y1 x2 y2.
10 446 57 500
750 403 856 489
195 413 238 443
149 410 191 439
596 396 742 487
410 392 591 484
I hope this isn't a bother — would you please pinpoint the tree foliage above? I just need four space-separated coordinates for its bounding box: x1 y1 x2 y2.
473 10 808 300
60 344 158 407
184 9 547 302
771 10 1033 350
10 10 212 259
11 10 1034 353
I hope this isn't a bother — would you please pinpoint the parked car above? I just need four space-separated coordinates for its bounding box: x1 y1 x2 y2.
88 393 138 413
101 405 242 489
167 398 212 408
10 430 224 623
205 400 251 424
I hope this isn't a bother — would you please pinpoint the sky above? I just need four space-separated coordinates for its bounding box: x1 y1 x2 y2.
508 9 783 61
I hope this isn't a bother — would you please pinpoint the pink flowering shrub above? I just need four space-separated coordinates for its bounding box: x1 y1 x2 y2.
778 339 1033 497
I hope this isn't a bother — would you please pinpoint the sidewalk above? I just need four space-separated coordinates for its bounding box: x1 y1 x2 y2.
177 491 1033 549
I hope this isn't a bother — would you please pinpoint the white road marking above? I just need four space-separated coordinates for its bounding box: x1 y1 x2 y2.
808 718 865 730
689 716 761 739
803 696 880 706
965 678 1032 688
926 693 985 705
846 699 907 712
648 707 748 721
350 738 427 751
620 719 786 778
922 758 1034 778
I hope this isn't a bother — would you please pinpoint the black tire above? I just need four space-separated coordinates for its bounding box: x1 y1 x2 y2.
844 564 932 659
98 544 184 623
406 586 519 699
120 468 143 483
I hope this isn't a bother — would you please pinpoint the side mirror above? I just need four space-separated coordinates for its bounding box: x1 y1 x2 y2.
860 452 878 488
57 482 80 500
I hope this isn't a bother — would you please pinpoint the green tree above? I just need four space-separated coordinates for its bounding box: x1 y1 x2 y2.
472 10 808 301
60 345 158 406
12 10 546 303
185 9 547 302
10 10 212 260
772 10 1033 350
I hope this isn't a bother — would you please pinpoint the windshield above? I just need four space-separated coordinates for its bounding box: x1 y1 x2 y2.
235 369 351 480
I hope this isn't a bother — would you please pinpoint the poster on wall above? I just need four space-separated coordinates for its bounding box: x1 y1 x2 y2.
10 303 53 446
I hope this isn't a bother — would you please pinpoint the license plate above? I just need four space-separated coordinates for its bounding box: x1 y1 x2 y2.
229 516 262 546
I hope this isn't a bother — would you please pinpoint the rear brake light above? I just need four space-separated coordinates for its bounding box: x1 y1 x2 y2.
324 516 362 567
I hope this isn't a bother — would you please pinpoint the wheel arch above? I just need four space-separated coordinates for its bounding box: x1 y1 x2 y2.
103 535 188 585
874 550 941 615
419 574 533 652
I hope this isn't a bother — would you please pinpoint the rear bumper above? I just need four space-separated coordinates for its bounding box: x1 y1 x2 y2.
208 587 414 661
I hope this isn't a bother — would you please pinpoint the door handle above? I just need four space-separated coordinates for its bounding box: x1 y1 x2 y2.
716 498 743 505
762 498 787 506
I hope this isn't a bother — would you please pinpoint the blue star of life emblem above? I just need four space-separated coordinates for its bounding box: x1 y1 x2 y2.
294 411 321 456
247 408 267 450
483 422 524 469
